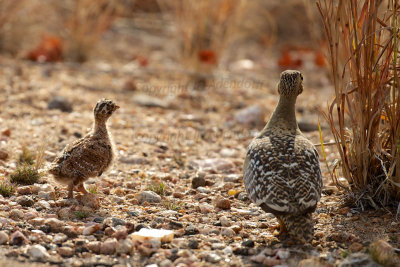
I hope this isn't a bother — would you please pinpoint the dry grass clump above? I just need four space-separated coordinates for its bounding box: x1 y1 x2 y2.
10 146 44 186
158 0 246 88
317 0 400 208
0 181 15 197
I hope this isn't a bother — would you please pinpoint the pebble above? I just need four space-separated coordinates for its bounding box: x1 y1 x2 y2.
58 246 74 257
234 105 265 128
223 246 233 255
349 242 363 253
100 238 118 255
205 253 222 263
190 158 235 173
159 259 173 267
199 203 213 214
112 228 128 240
116 238 133 254
27 244 50 260
48 96 73 112
221 227 235 237
136 191 161 204
83 224 101 236
9 209 24 220
188 239 199 249
38 191 56 200
224 174 241 183
215 197 231 210
172 192 184 199
53 233 68 244
242 239 255 248
340 252 378 267
36 200 51 210
46 218 64 232
16 186 32 195
87 241 101 253
0 231 9 245
10 230 29 245
277 249 290 259
185 225 199 236
219 216 231 227
0 149 8 160
76 193 100 209
17 196 35 207
112 217 126 227
211 243 225 250
369 240 397 266
192 174 206 189
220 148 237 158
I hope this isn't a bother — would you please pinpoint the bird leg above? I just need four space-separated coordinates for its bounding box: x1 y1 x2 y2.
77 183 88 195
277 217 288 238
67 183 74 199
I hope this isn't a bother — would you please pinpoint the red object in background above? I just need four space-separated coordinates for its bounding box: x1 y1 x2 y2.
314 50 326 67
27 35 63 62
132 55 149 67
198 50 217 65
278 50 302 68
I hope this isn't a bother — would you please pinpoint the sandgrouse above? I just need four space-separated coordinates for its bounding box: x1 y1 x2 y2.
243 70 322 243
49 99 119 199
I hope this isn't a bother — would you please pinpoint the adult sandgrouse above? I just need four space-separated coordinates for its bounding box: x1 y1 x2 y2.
243 70 322 243
49 99 119 199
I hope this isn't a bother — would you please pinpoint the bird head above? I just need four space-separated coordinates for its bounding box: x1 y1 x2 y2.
278 70 303 97
94 99 119 120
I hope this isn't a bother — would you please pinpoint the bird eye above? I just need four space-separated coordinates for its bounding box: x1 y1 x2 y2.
300 74 303 81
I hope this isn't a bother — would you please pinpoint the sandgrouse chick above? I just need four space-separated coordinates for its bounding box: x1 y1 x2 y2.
243 70 322 243
49 99 119 199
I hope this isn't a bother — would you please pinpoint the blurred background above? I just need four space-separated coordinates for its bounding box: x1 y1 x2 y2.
0 0 330 89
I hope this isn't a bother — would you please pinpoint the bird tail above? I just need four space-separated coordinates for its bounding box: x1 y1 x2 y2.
280 213 314 243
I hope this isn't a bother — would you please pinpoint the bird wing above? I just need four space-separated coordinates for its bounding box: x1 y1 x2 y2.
244 133 322 215
56 136 112 179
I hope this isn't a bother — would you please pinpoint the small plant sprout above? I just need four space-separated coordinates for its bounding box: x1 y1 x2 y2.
147 181 167 196
74 210 90 220
87 185 98 194
162 200 183 211
18 146 35 166
0 181 15 197
10 164 41 185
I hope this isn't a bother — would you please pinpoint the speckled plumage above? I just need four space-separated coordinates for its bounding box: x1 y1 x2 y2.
49 99 119 198
243 70 322 243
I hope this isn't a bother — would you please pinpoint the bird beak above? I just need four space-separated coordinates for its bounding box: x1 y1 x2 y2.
114 105 120 111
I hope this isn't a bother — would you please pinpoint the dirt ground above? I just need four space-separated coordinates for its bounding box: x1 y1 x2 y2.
0 11 399 267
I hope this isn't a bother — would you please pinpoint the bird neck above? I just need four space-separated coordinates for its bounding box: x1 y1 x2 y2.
264 95 298 132
93 119 108 136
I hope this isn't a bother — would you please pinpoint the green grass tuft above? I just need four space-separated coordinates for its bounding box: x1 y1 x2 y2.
0 181 15 197
147 182 167 196
87 185 98 194
74 210 90 220
162 200 183 211
10 164 41 185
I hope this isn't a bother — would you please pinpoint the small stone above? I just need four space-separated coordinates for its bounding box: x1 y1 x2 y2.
327 232 348 243
224 174 241 183
48 96 73 112
1 128 11 137
192 175 206 189
57 207 73 220
237 192 248 201
87 241 101 253
17 186 32 195
221 227 235 237
219 216 231 227
112 217 126 227
349 242 363 253
17 196 35 207
105 227 116 236
223 246 233 255
199 203 213 214
116 238 133 254
53 233 68 244
27 244 50 260
0 149 8 160
58 246 74 257
10 230 29 245
9 209 24 220
188 239 199 249
136 191 161 204
36 200 51 210
173 192 184 198
189 158 235 173
220 148 237 158
0 231 9 245
185 225 199 236
242 239 255 248
340 252 378 267
38 191 56 200
76 193 100 209
263 257 281 266
338 207 351 215
212 243 225 250
277 249 290 259
46 218 64 232
82 224 101 236
215 197 231 210
100 238 118 255
112 228 128 240
234 105 265 128
206 253 222 263
159 259 173 267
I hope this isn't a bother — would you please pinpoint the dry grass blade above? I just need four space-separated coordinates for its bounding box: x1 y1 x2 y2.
317 0 400 207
